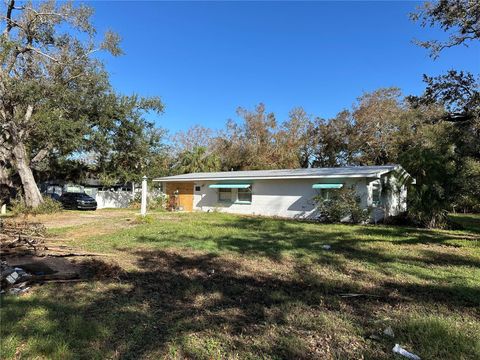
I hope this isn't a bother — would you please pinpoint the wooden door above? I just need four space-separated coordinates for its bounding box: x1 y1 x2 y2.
165 182 194 211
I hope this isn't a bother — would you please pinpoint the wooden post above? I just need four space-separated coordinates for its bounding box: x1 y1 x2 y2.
140 176 147 216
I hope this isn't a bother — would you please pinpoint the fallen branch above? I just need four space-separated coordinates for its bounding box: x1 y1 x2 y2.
44 252 104 258
41 246 109 257
22 237 38 251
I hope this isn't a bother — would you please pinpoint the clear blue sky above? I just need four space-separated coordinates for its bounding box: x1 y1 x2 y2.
89 1 479 134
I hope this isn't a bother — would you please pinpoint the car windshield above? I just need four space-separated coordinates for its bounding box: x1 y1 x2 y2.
69 193 91 198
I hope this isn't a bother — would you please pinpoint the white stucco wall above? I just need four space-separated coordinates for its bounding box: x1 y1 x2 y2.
191 177 370 219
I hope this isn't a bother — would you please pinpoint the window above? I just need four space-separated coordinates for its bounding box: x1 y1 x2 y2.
237 187 252 203
218 188 232 202
195 186 201 192
65 184 84 193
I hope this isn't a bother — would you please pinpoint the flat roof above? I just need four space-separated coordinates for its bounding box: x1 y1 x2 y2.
153 165 408 182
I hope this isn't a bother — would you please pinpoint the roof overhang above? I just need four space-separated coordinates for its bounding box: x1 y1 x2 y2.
152 165 414 183
153 173 384 182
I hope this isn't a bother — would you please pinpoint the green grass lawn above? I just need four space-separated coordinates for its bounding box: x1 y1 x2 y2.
1 211 479 359
450 213 480 233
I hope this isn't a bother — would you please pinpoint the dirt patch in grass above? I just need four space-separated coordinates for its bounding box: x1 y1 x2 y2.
4 255 124 281
32 209 135 229
41 210 183 244
6 255 81 276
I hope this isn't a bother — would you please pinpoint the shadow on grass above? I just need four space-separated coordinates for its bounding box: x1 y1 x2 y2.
1 250 479 359
0 251 359 359
449 214 480 233
136 215 480 270
133 215 480 307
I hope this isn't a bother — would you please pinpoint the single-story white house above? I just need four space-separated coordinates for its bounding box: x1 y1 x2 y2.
153 165 413 221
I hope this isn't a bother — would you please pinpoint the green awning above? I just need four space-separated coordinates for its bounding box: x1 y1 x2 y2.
312 183 343 189
209 184 251 189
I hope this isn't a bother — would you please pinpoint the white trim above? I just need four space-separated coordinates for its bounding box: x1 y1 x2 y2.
153 174 383 182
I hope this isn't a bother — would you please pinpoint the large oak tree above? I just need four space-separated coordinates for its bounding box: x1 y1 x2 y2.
0 1 163 207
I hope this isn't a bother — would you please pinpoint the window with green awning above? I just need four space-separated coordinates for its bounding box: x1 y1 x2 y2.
312 184 343 189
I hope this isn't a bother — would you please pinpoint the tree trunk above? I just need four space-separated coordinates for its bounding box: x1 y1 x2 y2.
12 140 43 207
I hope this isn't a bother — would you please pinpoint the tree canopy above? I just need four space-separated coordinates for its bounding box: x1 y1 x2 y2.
411 0 480 58
0 0 166 206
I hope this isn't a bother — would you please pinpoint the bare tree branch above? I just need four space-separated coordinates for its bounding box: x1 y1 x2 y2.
3 0 15 36
26 46 62 63
1 14 25 31
31 147 50 166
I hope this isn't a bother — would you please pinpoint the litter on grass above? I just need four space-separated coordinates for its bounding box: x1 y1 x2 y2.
383 326 395 338
339 293 381 298
1 261 31 295
392 344 421 360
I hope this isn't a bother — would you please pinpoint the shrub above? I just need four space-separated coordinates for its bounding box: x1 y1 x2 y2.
37 197 63 214
129 193 142 209
149 193 168 210
10 196 28 215
129 192 168 210
10 195 63 216
314 186 370 224
383 212 413 226
132 214 154 224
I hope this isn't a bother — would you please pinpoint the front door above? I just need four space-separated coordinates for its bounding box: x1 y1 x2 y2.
165 182 194 211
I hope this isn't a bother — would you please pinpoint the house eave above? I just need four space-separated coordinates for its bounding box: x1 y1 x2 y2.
153 173 384 182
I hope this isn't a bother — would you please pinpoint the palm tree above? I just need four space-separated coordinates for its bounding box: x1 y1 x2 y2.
177 146 220 174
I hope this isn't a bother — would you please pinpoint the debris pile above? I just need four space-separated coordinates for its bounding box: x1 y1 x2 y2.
1 218 110 295
1 219 48 256
1 219 47 237
0 260 31 295
1 218 104 258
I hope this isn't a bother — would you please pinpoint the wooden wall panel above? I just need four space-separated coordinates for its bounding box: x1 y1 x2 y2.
165 182 194 211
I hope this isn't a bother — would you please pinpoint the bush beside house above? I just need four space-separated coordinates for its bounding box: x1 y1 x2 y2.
314 187 370 224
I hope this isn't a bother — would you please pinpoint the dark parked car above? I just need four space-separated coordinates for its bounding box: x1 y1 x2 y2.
59 192 97 210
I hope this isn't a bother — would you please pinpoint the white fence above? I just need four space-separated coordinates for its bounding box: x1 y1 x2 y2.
95 190 134 209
